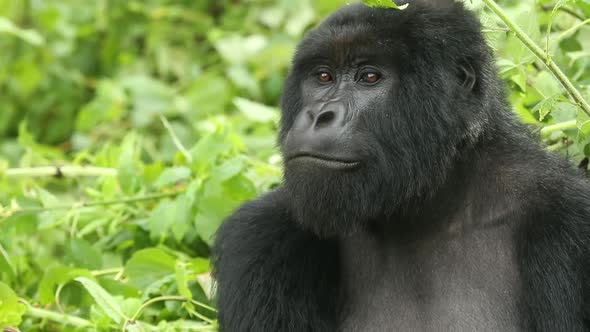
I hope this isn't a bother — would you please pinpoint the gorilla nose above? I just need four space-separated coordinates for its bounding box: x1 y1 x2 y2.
306 105 346 130
309 109 340 129
283 103 358 167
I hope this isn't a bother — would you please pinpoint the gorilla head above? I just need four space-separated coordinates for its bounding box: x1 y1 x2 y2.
280 1 506 236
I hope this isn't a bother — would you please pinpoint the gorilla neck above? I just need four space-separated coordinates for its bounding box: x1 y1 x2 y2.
364 123 531 237
286 113 529 238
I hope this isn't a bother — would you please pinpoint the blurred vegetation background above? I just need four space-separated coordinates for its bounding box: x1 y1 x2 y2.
0 0 589 330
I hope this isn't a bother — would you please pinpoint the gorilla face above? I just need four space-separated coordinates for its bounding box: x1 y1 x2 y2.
281 60 396 171
280 2 495 236
281 47 397 236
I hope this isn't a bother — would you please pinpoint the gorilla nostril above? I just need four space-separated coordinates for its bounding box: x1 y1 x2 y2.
315 111 336 127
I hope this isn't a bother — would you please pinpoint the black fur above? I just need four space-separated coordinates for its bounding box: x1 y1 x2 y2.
213 1 590 331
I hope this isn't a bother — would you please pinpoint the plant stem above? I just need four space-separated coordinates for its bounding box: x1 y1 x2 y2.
92 267 124 277
554 19 590 45
541 4 585 21
547 139 571 151
4 166 117 178
7 191 183 216
482 0 590 118
540 120 577 137
26 306 92 327
126 295 216 330
160 115 193 163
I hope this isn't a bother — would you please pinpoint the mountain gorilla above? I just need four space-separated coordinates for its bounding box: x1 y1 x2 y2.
213 0 590 331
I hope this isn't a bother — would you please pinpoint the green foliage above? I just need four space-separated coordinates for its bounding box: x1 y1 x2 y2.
0 282 27 326
0 0 589 330
362 0 408 9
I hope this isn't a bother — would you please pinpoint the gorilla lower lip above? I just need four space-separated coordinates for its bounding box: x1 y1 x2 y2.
289 155 360 170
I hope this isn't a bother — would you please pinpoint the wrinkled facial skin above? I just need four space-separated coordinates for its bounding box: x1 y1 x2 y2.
282 59 397 168
279 3 496 237
281 47 398 236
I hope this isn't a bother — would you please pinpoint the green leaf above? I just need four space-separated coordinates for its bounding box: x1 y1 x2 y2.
577 111 590 138
189 129 233 173
120 298 143 320
17 122 62 158
0 17 44 46
213 34 268 64
362 0 408 9
65 238 103 270
0 282 27 326
223 174 257 202
170 193 194 241
154 166 191 188
183 73 231 117
175 262 192 299
233 97 279 123
120 75 174 128
98 278 141 299
77 80 127 132
534 72 562 98
76 277 127 324
227 65 261 98
124 248 176 289
194 193 236 245
190 257 211 275
0 244 15 281
510 69 527 93
212 157 245 181
147 200 176 239
532 94 562 121
38 266 93 305
117 133 142 193
285 0 316 36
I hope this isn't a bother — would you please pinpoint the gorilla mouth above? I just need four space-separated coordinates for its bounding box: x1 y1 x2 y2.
287 153 361 170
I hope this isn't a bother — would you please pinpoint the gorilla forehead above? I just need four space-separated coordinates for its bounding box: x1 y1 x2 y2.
292 1 484 69
293 5 403 67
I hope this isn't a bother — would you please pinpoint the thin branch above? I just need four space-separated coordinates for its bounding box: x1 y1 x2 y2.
544 1 559 56
160 115 193 163
24 300 158 331
482 27 510 33
4 166 117 178
541 4 585 21
25 305 92 327
125 295 216 331
547 139 572 151
92 267 124 277
482 0 590 118
2 191 183 217
554 18 590 46
540 120 577 137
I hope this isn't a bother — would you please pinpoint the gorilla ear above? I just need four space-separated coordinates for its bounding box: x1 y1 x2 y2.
458 61 477 92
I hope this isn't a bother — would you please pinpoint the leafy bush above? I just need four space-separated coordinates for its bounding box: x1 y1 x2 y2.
0 0 589 330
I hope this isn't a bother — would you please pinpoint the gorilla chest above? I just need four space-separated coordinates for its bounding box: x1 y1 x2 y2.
339 225 522 332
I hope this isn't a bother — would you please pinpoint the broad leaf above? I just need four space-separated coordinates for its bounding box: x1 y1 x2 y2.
0 282 27 326
124 248 176 289
76 277 127 324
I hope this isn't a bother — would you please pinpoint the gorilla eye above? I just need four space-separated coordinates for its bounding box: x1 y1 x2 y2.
359 71 381 84
317 71 333 83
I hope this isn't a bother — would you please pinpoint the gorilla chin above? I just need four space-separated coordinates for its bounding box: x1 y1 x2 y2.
284 156 394 237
